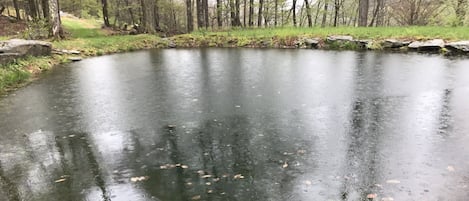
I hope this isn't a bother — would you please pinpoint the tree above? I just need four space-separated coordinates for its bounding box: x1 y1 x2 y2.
304 0 313 27
217 0 223 27
47 0 62 38
186 0 193 32
455 0 467 25
249 0 254 26
358 0 369 26
389 0 442 25
258 0 263 26
102 0 111 27
321 0 328 27
292 0 297 26
13 0 20 20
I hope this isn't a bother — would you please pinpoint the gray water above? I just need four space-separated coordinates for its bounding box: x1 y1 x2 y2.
1 49 469 201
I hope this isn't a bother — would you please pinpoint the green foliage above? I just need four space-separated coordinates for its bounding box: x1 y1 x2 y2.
22 19 49 40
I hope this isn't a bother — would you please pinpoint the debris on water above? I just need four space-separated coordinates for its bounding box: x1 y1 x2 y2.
366 193 377 199
166 125 176 130
68 134 76 138
212 178 220 182
186 182 193 186
386 180 401 184
381 197 394 201
235 105 241 108
191 195 201 200
304 180 312 185
181 165 189 169
201 175 213 179
282 162 289 168
197 170 205 175
205 182 211 186
447 166 455 172
192 98 198 102
233 174 245 179
222 174 229 178
130 176 149 182
207 190 214 194
297 149 306 154
54 178 67 183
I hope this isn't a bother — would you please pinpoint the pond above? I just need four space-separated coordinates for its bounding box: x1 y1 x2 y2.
1 49 469 201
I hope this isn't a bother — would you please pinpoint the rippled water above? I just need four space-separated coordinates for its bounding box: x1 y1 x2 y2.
1 49 469 201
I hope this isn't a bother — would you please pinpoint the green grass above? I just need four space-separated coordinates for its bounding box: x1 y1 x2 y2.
61 16 106 38
193 26 469 40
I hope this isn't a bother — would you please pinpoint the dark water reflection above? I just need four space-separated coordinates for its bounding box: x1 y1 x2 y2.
1 49 469 201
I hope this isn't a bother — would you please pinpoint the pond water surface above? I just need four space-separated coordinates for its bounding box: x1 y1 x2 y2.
1 49 469 201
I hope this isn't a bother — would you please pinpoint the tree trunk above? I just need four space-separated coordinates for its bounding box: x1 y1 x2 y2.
125 0 135 25
217 0 222 27
321 0 328 27
274 0 278 26
102 0 110 27
368 0 381 26
203 0 209 28
243 0 247 26
234 0 241 26
13 0 20 20
304 0 312 27
140 0 156 33
196 0 204 28
314 0 322 26
48 0 61 38
154 0 160 30
333 0 339 26
248 0 254 26
455 0 467 26
28 0 38 20
0 5 5 15
186 0 193 32
258 0 263 27
358 0 368 26
292 0 297 26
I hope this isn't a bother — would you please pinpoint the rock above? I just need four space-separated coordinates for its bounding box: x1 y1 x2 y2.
355 39 371 49
383 39 411 48
408 39 445 52
168 41 176 48
304 38 320 49
68 57 82 62
326 35 354 42
53 49 81 55
445 41 469 54
0 39 52 56
0 53 21 65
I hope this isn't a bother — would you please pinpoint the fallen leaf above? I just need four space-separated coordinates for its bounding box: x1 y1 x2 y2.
191 195 201 200
366 193 377 199
181 165 189 169
381 197 394 201
386 180 400 184
282 162 289 168
207 190 214 194
54 178 67 183
205 182 211 186
201 175 213 178
447 166 455 172
233 174 244 179
212 178 220 182
222 174 230 178
130 176 149 182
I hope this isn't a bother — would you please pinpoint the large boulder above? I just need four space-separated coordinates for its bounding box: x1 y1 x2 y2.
383 39 411 49
0 39 52 56
326 35 354 43
444 41 469 54
304 38 320 49
408 39 445 52
0 39 52 65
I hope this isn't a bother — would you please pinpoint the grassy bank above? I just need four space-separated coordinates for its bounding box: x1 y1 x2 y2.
2 20 469 94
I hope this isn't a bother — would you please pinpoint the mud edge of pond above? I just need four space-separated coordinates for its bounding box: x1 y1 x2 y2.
169 35 469 56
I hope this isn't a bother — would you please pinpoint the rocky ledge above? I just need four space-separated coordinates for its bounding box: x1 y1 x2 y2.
0 39 52 65
296 36 469 56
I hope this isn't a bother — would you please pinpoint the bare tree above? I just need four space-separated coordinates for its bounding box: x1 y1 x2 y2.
304 0 313 27
389 0 442 25
455 0 467 25
102 0 110 27
186 0 193 32
358 0 369 26
258 0 263 26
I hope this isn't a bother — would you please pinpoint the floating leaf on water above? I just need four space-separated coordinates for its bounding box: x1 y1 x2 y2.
282 162 289 168
213 178 220 182
181 165 189 169
222 174 230 178
304 180 312 185
205 182 211 186
233 174 244 179
54 178 67 183
447 166 455 172
160 165 168 169
201 175 213 178
130 176 149 182
191 195 201 200
235 105 241 108
207 190 214 194
197 170 205 175
68 134 76 138
381 197 394 201
366 193 377 199
186 182 193 186
386 180 400 184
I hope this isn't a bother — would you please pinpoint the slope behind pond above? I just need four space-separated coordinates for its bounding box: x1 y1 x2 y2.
1 49 469 201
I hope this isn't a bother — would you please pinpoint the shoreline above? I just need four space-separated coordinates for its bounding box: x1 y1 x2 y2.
1 34 469 95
